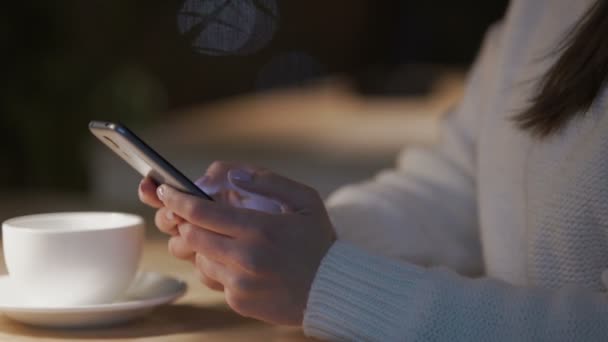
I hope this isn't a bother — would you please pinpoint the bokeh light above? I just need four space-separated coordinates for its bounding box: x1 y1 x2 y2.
177 0 279 56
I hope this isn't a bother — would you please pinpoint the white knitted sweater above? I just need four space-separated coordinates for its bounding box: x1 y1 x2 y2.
303 0 608 341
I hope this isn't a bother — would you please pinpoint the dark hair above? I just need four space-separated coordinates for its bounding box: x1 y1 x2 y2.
514 0 608 138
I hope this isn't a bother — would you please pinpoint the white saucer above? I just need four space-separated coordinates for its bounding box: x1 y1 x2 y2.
0 271 187 328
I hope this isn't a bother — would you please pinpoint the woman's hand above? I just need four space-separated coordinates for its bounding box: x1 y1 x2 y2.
138 161 294 267
138 162 336 325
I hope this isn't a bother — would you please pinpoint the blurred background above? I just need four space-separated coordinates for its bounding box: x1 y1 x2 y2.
0 0 507 224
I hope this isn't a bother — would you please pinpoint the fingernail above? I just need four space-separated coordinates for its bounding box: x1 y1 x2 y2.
165 210 174 221
157 185 166 201
195 175 210 190
140 178 150 191
228 169 252 183
178 223 192 236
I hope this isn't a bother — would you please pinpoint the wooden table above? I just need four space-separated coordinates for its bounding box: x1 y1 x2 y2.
0 238 314 341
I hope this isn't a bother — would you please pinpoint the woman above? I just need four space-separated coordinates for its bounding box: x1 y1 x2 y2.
139 0 608 340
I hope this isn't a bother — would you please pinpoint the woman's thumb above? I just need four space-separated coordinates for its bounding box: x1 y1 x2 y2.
228 168 318 211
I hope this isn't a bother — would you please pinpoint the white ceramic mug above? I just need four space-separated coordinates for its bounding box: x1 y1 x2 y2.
2 212 144 306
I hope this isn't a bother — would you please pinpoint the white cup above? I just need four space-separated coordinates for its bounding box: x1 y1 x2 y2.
2 212 144 306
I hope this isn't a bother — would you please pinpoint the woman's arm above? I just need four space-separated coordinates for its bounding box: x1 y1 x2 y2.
326 22 503 276
304 241 608 341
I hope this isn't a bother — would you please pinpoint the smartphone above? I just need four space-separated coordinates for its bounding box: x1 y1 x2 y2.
89 120 213 200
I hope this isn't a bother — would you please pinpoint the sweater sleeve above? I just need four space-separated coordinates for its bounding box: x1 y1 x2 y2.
304 241 608 341
324 23 503 276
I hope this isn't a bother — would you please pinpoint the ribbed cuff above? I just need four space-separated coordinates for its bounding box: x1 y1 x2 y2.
303 241 428 341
